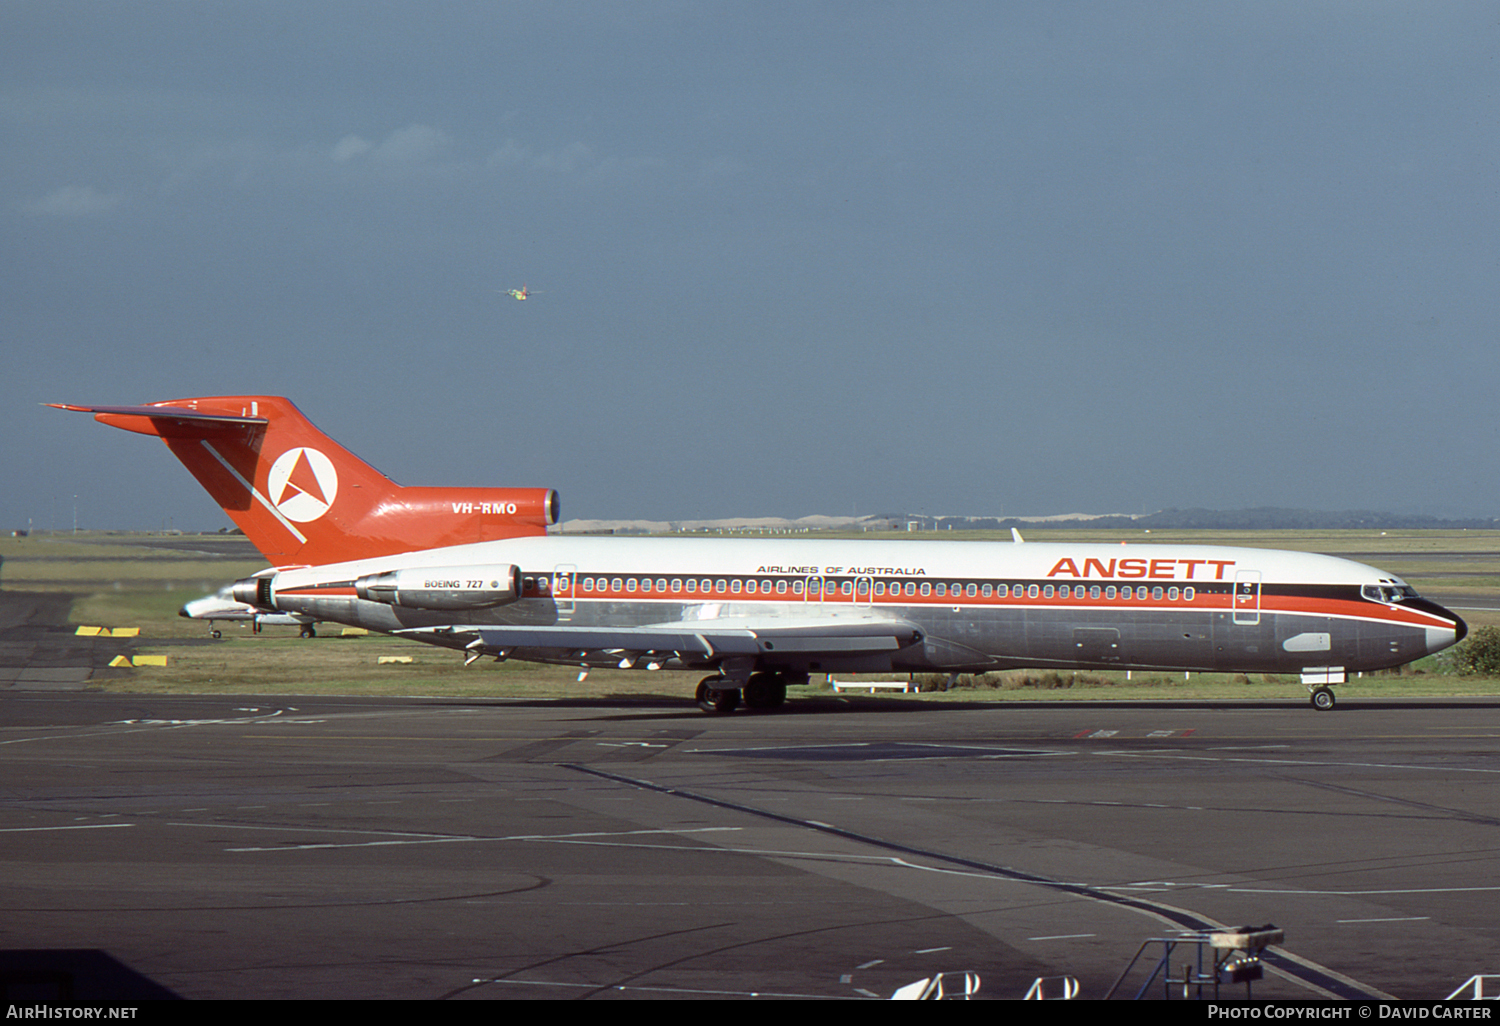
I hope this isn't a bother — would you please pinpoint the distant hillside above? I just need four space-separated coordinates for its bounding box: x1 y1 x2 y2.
560 507 1499 534
907 508 1500 532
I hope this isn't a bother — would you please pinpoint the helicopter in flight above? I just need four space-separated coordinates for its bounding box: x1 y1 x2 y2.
502 283 541 300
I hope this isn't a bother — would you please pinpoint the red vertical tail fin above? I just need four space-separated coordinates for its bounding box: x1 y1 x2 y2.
49 396 557 564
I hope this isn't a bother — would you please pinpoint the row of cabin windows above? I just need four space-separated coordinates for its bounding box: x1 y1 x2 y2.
572 577 1195 602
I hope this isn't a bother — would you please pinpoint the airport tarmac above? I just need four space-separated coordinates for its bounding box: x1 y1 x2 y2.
3 690 1499 1000
0 591 134 690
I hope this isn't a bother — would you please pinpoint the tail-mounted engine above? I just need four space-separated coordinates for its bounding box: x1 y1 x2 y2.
229 572 276 610
355 564 522 611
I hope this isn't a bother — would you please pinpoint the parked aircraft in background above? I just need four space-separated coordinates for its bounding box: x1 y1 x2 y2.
179 585 319 638
54 396 1466 713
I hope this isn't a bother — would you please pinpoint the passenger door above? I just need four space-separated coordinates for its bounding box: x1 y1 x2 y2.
553 563 576 619
1233 570 1261 626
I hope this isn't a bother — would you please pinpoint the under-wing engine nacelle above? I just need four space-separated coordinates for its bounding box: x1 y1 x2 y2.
354 564 522 611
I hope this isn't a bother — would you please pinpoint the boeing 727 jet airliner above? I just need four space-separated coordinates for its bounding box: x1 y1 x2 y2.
52 396 1467 713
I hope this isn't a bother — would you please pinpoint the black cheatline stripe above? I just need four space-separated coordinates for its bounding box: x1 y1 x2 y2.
565 763 1381 1001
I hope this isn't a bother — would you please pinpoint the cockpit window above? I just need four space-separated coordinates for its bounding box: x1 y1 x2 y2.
1362 584 1419 604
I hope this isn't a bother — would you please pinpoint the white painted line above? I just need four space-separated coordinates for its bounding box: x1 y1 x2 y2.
201 440 306 544
222 825 744 853
1236 884 1500 896
1097 751 1500 774
472 978 837 999
0 823 133 833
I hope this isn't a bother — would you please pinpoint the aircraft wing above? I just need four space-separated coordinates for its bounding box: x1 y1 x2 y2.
402 616 922 659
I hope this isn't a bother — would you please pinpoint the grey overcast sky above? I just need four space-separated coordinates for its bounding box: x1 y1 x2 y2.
4 1 1497 531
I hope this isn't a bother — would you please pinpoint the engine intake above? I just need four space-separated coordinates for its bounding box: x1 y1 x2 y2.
355 564 522 611
230 574 276 610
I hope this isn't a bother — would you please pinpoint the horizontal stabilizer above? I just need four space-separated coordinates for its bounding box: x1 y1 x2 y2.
45 403 268 426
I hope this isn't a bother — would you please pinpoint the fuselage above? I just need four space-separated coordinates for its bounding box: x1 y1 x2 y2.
254 536 1466 680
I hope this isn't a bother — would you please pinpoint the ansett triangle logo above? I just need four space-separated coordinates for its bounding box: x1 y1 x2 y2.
267 447 339 522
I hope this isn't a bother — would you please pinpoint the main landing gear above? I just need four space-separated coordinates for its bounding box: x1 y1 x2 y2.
696 671 792 714
1309 686 1336 711
696 677 740 714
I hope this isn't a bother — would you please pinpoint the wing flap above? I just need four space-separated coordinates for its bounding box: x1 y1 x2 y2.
475 625 752 656
445 617 922 659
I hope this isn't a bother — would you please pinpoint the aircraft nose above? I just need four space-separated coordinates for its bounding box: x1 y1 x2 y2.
1397 596 1465 656
1415 600 1466 654
1427 624 1460 654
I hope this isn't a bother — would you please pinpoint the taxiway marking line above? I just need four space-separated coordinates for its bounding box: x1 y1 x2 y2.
472 978 841 999
565 763 1395 1001
0 823 133 833
1097 751 1500 774
214 825 743 853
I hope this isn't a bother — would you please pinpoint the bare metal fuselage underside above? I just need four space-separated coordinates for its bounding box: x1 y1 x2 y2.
270 573 1459 679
